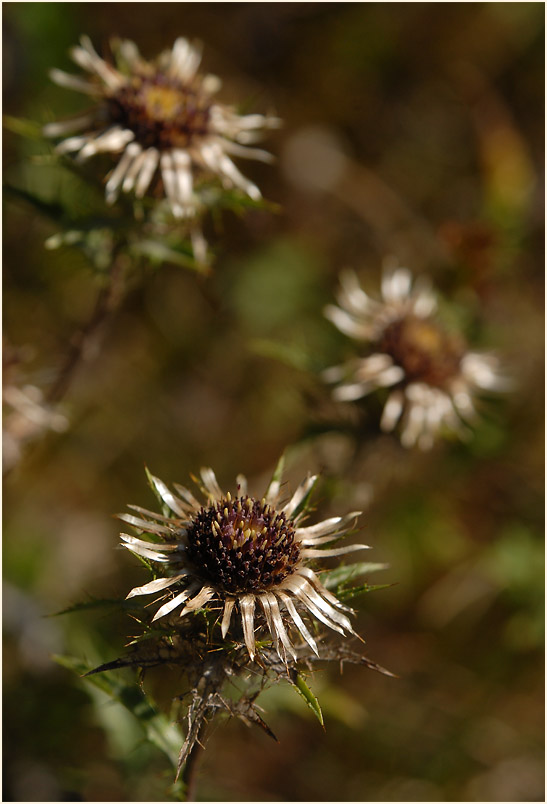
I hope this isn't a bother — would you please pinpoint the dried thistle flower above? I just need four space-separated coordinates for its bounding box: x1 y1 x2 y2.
82 460 390 781
324 263 507 449
118 460 368 662
3 346 68 473
44 36 280 220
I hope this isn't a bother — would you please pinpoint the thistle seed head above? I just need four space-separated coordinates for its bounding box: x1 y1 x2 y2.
378 315 464 389
186 495 300 594
108 78 211 151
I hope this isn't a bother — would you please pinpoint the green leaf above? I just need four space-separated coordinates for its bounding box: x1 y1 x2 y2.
249 337 312 372
290 476 318 521
4 183 67 222
133 552 154 572
129 239 206 273
321 561 389 590
199 183 281 215
3 115 43 140
337 582 394 602
54 654 183 769
50 596 141 617
290 671 324 728
265 453 285 501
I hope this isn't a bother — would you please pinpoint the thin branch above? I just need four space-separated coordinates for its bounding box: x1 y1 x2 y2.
181 722 206 802
46 255 126 404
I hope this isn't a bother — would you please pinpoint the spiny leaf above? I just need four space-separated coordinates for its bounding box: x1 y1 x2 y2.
125 627 177 647
84 656 139 676
265 453 285 501
321 561 389 590
306 645 397 678
54 654 183 768
49 596 141 617
290 671 324 728
54 654 118 692
337 582 394 602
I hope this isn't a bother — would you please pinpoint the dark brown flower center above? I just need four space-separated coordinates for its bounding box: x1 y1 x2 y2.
185 495 301 594
379 315 464 387
107 73 211 150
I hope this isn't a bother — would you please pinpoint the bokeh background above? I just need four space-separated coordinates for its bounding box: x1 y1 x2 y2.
3 2 544 801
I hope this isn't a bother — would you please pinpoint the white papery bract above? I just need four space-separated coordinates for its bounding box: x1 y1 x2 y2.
324 263 507 449
119 463 368 663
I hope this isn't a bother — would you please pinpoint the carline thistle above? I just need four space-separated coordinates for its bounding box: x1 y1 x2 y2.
44 35 280 259
324 263 507 449
119 462 369 662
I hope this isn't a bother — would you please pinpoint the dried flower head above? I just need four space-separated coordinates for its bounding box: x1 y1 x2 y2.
3 346 68 473
119 462 368 662
3 384 68 473
324 263 506 449
44 36 279 219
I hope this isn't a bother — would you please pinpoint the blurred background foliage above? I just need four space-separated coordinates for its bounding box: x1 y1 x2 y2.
3 2 544 801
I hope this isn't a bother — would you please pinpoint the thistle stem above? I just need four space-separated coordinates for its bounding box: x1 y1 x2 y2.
46 254 126 404
182 725 206 802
